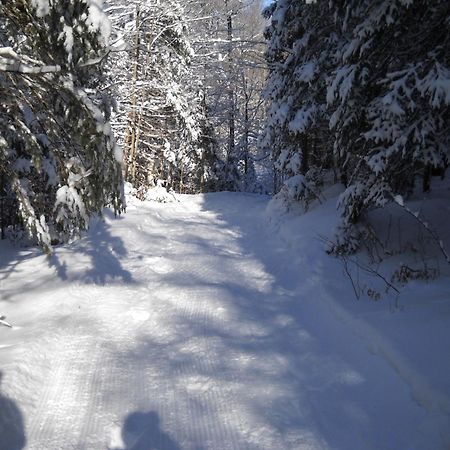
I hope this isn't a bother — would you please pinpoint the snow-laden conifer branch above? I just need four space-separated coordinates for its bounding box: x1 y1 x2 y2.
0 0 123 251
262 0 450 253
0 47 61 74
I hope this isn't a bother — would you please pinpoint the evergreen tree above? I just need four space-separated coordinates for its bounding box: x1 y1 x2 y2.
263 0 450 251
0 0 123 252
261 0 335 207
328 0 450 231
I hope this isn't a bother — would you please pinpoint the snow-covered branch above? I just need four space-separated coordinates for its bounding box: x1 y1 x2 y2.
0 47 61 74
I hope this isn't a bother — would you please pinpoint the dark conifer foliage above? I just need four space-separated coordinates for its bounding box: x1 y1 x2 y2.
0 0 123 252
262 0 450 250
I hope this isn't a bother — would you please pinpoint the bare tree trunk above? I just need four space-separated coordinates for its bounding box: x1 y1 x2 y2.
243 84 250 177
124 6 141 182
130 107 142 182
226 0 235 186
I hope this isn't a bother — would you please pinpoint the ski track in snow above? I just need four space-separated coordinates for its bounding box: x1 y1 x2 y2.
0 192 449 450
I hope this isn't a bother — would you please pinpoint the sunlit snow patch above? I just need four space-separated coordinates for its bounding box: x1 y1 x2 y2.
128 310 150 322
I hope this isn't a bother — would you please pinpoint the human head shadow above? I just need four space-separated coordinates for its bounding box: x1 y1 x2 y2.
120 411 180 450
0 371 26 450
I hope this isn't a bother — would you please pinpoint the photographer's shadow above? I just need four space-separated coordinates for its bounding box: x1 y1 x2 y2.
120 411 180 450
0 372 26 450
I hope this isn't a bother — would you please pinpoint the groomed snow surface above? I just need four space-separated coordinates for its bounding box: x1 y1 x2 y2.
1 191 449 450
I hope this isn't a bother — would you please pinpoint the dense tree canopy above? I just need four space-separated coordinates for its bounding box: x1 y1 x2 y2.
2 0 448 260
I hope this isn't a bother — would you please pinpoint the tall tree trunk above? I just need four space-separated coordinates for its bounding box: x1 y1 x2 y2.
124 6 141 182
244 87 250 176
130 107 142 183
226 0 235 187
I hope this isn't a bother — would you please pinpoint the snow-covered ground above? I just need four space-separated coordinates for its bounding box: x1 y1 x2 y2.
0 191 449 450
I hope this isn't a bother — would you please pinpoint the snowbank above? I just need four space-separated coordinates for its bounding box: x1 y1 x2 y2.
265 183 450 432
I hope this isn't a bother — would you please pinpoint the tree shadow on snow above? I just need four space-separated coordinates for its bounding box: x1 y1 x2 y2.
0 241 41 284
0 210 134 287
0 372 26 450
51 210 135 285
115 411 181 450
155 192 424 450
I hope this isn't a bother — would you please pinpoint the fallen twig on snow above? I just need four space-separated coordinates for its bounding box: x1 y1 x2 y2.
0 315 13 328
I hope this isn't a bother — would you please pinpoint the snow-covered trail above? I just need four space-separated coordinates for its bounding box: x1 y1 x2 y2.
0 193 447 449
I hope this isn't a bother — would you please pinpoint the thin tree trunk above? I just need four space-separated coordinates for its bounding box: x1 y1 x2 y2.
226 0 235 186
243 87 250 177
124 6 141 182
130 107 142 183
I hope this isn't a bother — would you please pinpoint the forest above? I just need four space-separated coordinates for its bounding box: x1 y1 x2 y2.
1 0 449 265
0 0 268 250
0 1 450 449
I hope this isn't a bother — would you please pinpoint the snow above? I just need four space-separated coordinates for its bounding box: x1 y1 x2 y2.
54 185 89 233
0 47 61 74
60 24 74 63
327 65 357 106
294 62 316 83
31 0 50 18
87 0 112 46
288 105 316 134
1 191 450 449
393 194 404 206
144 183 178 203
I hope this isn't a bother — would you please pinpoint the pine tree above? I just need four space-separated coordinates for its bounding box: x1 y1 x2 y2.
263 0 450 252
261 0 336 207
0 0 123 252
328 0 450 243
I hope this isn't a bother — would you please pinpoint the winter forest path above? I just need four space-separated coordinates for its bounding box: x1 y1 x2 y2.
0 193 446 450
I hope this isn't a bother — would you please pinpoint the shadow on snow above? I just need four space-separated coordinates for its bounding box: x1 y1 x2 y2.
111 411 181 450
112 192 423 450
0 372 26 450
